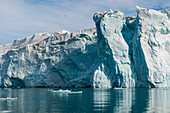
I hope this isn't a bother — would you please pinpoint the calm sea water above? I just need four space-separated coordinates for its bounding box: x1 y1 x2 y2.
0 88 169 113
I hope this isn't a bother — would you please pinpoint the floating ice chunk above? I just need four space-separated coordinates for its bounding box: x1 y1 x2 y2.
69 91 83 94
0 97 17 100
113 88 124 90
52 89 82 94
52 89 71 93
0 110 12 113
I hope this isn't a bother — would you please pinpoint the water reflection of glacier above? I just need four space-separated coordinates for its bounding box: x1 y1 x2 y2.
93 89 111 112
92 88 170 113
0 88 169 112
93 89 134 112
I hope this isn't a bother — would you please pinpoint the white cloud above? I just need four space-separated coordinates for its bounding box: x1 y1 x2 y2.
0 0 169 45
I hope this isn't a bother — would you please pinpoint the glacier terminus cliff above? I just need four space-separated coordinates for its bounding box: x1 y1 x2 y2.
0 7 169 88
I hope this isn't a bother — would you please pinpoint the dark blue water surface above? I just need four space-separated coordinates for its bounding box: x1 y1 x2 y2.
0 88 169 113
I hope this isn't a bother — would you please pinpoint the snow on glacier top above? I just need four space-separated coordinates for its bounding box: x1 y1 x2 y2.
0 28 96 58
55 30 70 34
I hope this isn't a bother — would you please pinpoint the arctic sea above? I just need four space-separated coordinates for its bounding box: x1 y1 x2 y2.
0 88 169 113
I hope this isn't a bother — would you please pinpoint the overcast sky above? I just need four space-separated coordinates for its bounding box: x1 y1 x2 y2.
0 0 169 45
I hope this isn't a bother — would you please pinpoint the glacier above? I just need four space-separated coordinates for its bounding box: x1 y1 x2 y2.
93 9 134 88
0 7 169 88
133 7 170 87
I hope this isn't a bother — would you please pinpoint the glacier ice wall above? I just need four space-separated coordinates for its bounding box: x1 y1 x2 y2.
133 7 170 87
0 29 99 88
0 7 169 88
93 10 135 88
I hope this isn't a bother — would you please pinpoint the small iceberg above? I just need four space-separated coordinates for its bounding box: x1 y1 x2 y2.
0 97 17 101
0 110 12 113
113 87 124 89
51 89 82 94
52 89 71 93
69 91 83 94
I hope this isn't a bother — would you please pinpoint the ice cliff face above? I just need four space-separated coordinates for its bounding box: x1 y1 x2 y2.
0 7 169 88
0 28 98 88
93 10 134 88
133 7 170 87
